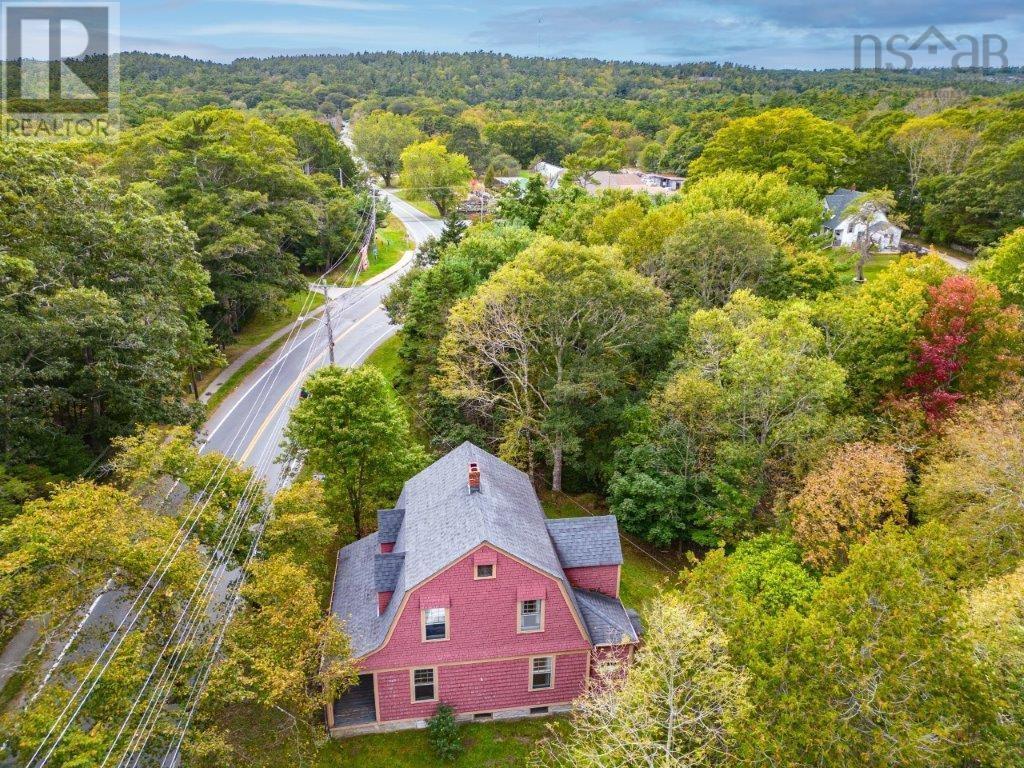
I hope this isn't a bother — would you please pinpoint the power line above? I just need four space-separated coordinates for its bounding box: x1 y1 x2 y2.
26 182 379 768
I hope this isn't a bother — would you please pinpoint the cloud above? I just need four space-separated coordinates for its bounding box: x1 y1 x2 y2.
212 0 407 11
188 20 415 37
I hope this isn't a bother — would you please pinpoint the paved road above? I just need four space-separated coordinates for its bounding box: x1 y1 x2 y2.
0 191 442 718
200 190 442 492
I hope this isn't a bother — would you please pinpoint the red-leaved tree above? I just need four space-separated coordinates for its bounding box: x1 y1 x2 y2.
905 274 1023 424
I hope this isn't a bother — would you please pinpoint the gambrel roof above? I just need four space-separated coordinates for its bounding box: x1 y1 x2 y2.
331 442 634 657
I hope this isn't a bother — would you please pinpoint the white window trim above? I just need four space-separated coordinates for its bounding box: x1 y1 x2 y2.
518 598 545 634
529 656 555 691
421 607 449 642
410 667 438 703
474 562 496 580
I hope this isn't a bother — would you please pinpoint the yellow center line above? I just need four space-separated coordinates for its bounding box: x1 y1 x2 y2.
238 309 379 463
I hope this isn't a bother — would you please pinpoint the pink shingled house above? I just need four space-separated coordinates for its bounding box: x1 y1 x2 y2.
327 441 640 736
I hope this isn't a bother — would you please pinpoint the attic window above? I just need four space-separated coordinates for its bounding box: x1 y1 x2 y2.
475 563 495 579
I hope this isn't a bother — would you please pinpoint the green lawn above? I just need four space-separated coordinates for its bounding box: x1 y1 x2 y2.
396 189 441 218
836 251 901 284
327 215 411 287
357 215 411 285
539 490 683 614
215 707 564 768
364 332 402 381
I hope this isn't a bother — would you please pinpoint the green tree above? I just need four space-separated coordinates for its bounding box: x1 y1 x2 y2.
815 254 953 408
351 110 423 186
284 366 426 537
564 134 628 184
915 396 1024 582
976 226 1024 306
0 482 202 645
495 174 551 230
645 209 785 307
0 143 216 468
534 593 750 768
745 528 1000 767
110 108 318 334
265 480 336 588
965 563 1024 764
274 112 359 182
689 108 856 193
205 555 357 720
399 139 473 216
437 238 668 490
483 120 564 167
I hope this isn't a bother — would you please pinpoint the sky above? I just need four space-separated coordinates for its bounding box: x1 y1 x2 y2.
111 0 1024 69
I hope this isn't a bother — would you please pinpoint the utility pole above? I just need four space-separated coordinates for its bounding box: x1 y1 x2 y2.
321 280 335 364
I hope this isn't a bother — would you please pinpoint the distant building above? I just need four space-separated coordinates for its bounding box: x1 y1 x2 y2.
823 188 902 253
493 176 528 191
532 161 567 189
641 172 685 191
585 170 682 196
328 442 639 737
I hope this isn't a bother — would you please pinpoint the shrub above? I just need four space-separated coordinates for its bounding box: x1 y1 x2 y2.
427 703 463 761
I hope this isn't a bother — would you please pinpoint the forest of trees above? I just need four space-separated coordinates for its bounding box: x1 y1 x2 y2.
1 49 1023 767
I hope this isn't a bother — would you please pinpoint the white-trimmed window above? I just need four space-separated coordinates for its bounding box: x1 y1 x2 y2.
530 657 553 691
519 599 543 632
412 668 436 702
422 607 448 641
475 563 495 579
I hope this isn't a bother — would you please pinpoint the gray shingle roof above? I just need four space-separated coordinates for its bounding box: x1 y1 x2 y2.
331 533 382 655
546 516 623 568
332 442 633 657
376 508 404 544
373 552 404 592
823 188 862 230
393 442 565 588
573 588 639 645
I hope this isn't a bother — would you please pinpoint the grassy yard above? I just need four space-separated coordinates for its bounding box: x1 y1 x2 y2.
328 214 411 287
539 490 684 613
364 332 402 381
836 251 901 284
357 215 411 285
215 707 564 768
396 189 441 218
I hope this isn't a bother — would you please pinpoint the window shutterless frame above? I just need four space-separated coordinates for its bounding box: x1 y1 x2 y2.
410 667 437 703
518 599 544 633
529 656 554 691
421 606 449 642
474 562 495 579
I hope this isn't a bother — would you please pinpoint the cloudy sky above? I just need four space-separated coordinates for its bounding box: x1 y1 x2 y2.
114 0 1024 68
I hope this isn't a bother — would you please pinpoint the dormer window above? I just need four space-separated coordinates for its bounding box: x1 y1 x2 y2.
422 607 449 641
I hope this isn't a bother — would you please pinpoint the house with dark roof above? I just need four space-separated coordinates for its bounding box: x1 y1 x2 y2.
823 188 902 253
328 442 639 736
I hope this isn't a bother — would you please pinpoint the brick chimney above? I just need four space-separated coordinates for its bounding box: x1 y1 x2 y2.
468 462 481 493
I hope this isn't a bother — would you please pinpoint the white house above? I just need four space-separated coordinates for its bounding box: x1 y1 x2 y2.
823 188 902 253
532 161 566 189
